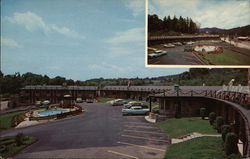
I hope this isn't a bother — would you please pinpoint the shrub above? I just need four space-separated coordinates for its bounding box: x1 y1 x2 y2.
15 133 25 146
225 132 238 155
209 112 216 125
215 116 224 133
11 113 26 127
199 107 206 120
221 124 231 142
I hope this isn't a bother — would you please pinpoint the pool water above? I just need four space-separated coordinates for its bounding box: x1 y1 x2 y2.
38 109 70 116
194 45 217 52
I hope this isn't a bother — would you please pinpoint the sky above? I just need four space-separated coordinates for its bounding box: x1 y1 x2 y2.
149 0 250 29
1 0 188 81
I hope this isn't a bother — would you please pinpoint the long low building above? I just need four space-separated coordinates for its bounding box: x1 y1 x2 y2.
19 85 223 105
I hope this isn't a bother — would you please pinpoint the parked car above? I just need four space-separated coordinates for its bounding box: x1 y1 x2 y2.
35 101 42 106
124 102 145 108
86 99 93 103
42 100 50 105
112 99 127 106
164 43 175 48
122 106 150 115
148 50 167 58
184 46 193 52
76 97 83 103
174 42 182 46
187 41 195 45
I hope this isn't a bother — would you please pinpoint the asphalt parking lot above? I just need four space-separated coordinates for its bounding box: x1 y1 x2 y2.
148 45 204 65
1 103 170 158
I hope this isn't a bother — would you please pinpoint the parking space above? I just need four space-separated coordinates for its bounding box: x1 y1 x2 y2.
148 45 204 65
106 114 170 159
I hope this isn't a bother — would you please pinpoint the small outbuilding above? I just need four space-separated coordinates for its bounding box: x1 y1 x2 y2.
61 94 74 108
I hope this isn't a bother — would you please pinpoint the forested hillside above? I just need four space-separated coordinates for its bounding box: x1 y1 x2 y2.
148 14 200 36
0 68 248 95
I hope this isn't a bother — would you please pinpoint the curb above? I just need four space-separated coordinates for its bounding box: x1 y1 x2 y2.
145 116 156 123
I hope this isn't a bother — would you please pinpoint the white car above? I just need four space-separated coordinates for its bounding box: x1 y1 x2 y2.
164 43 175 48
148 50 167 58
122 106 150 115
42 100 50 105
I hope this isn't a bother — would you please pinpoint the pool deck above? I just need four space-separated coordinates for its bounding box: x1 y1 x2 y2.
15 108 77 128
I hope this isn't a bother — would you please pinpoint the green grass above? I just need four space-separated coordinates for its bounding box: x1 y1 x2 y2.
97 97 115 103
0 136 36 158
0 111 27 130
157 117 218 138
196 48 250 65
165 136 241 159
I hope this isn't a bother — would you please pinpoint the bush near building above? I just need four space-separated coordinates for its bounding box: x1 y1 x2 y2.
221 125 231 142
209 112 216 125
199 107 206 120
215 116 224 133
225 133 239 155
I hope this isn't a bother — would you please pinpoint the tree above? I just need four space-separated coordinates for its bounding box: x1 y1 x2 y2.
215 116 224 133
199 107 206 120
225 133 238 155
221 125 231 142
209 112 216 125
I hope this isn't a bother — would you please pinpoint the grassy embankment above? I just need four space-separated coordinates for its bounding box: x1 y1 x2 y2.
96 97 115 103
157 117 241 159
195 48 250 65
157 117 218 138
0 111 27 130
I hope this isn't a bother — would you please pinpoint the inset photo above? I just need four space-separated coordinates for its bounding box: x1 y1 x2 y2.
147 0 250 66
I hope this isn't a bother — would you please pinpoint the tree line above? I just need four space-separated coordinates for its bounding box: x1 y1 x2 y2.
0 68 247 95
0 72 79 94
148 14 200 35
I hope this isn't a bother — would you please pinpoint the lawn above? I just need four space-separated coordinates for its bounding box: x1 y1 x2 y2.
165 136 241 159
0 111 27 130
97 97 115 103
0 136 36 158
195 48 250 65
157 117 218 138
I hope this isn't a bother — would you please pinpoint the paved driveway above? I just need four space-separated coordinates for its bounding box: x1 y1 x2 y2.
1 103 169 158
148 46 204 65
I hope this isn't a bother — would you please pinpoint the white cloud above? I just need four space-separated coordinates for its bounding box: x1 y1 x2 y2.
150 0 250 29
51 24 85 40
6 11 85 39
6 11 50 33
105 27 144 58
88 62 131 73
1 36 23 48
124 0 145 17
105 27 144 44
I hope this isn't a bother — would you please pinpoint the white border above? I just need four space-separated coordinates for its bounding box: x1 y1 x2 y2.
145 0 250 68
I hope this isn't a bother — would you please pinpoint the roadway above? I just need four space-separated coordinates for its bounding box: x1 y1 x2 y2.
0 103 169 158
148 45 204 65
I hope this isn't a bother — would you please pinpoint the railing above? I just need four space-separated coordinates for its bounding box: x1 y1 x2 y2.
151 90 249 108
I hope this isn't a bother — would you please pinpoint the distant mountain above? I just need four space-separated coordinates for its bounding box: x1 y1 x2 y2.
221 25 250 36
200 27 223 33
200 25 250 36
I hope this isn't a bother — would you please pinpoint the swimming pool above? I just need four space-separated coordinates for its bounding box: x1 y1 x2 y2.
38 109 70 117
194 45 217 52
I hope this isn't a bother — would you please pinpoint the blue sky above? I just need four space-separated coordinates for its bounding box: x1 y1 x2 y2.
1 0 187 80
149 0 250 29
